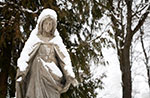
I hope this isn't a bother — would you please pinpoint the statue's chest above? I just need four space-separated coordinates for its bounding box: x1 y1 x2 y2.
40 44 54 54
37 43 56 62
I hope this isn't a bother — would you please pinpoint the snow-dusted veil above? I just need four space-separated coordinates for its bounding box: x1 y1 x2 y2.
17 8 75 78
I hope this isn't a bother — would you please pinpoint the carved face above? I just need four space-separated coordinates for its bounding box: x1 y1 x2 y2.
38 15 57 37
42 18 53 34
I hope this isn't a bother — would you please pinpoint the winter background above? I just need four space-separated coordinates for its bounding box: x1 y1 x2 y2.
90 16 150 98
0 0 150 98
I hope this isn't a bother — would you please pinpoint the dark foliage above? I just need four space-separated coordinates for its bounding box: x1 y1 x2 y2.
0 0 106 98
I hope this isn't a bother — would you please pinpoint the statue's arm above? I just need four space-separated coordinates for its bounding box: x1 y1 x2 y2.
16 42 40 83
54 45 78 88
17 33 40 72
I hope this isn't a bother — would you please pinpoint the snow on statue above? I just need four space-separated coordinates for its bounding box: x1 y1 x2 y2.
16 8 78 98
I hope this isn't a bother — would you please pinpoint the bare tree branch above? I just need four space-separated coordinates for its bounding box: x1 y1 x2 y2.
132 5 150 34
133 5 148 16
140 28 150 88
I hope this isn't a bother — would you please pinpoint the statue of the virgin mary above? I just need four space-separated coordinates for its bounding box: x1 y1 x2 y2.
16 8 78 98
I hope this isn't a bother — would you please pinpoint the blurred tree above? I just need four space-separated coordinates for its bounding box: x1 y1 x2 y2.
97 0 150 98
0 0 107 98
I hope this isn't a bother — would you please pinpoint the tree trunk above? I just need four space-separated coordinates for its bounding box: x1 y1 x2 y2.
121 0 132 98
0 40 12 98
119 47 132 98
0 70 8 98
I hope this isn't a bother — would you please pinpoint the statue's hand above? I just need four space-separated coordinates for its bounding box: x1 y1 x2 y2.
16 68 26 82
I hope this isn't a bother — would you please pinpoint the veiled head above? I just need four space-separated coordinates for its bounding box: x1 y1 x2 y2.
38 15 57 37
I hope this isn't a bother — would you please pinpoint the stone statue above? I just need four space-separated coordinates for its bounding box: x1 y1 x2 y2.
16 8 78 98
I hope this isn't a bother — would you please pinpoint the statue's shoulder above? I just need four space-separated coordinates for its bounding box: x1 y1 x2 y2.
33 42 42 47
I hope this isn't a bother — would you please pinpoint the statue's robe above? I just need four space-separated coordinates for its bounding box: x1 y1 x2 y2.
16 42 74 98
